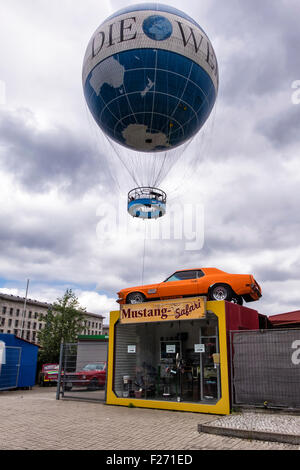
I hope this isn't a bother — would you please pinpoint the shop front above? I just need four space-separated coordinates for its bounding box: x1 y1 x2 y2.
106 298 230 414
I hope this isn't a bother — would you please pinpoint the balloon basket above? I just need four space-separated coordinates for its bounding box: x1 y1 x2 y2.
127 187 166 219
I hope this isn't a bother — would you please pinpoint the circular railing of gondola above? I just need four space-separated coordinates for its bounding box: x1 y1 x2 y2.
127 187 167 219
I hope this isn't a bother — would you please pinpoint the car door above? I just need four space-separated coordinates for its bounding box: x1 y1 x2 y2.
157 270 202 299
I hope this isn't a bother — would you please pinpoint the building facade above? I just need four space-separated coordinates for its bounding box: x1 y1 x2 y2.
0 293 104 344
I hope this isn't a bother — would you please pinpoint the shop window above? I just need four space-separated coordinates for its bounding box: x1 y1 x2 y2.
113 313 221 404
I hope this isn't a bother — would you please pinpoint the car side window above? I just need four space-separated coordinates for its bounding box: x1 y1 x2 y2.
197 270 205 278
164 270 198 282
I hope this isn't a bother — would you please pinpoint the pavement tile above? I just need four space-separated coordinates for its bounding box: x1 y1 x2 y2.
0 386 299 451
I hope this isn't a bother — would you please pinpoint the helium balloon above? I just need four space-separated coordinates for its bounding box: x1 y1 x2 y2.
82 2 218 153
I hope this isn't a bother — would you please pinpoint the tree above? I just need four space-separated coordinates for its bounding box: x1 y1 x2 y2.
38 289 86 363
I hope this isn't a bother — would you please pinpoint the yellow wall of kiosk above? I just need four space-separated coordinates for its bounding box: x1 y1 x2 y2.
106 300 230 415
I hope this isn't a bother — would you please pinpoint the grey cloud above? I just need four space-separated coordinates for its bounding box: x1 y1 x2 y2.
1 0 300 316
256 105 300 148
206 0 300 103
0 108 111 196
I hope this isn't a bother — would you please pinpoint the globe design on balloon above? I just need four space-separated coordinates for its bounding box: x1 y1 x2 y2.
142 15 173 41
83 3 218 152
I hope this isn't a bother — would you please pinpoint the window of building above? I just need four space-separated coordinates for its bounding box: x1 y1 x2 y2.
1 318 5 326
33 322 37 330
9 308 13 316
8 319 12 327
34 312 38 319
27 321 31 329
32 331 36 341
28 311 32 318
16 309 20 317
26 331 30 340
39 323 43 330
2 306 6 314
15 320 19 327
14 329 18 335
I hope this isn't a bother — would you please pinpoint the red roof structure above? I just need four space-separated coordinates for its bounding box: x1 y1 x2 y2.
268 310 300 327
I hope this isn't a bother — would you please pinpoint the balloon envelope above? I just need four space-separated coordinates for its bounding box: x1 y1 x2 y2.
82 3 218 153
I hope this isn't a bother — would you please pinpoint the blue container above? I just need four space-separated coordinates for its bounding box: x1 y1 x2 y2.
0 334 39 389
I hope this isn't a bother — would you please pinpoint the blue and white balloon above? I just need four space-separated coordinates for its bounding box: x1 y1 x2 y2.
82 3 218 152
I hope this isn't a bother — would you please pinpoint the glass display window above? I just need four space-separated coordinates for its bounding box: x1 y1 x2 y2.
112 312 222 404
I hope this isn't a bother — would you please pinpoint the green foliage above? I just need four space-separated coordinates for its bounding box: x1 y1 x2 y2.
38 289 86 363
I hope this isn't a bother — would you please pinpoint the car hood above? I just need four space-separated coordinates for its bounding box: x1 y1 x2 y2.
67 370 105 376
118 282 160 295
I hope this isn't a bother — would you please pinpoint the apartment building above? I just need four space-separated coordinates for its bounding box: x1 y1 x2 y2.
0 293 104 344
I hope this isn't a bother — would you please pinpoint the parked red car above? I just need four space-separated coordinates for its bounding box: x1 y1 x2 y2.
39 364 59 386
64 362 106 391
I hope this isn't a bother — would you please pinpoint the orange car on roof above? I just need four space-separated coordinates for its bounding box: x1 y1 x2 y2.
117 268 262 306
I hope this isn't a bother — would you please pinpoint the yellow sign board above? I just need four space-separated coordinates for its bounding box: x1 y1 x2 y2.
120 296 206 324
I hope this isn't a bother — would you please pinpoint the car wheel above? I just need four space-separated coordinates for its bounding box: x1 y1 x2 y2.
209 284 232 302
231 295 243 305
126 292 145 304
88 378 99 391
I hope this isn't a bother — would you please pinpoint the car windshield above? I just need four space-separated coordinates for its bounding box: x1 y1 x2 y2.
44 364 59 371
82 363 105 371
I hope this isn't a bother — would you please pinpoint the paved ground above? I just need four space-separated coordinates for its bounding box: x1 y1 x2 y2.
0 386 299 451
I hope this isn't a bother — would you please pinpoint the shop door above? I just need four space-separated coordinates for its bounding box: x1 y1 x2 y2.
198 331 221 402
0 346 21 391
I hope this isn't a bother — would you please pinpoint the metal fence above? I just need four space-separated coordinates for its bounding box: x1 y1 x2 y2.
229 328 300 410
57 341 108 402
0 346 21 390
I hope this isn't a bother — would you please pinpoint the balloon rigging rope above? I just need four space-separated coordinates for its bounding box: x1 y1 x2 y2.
141 223 147 286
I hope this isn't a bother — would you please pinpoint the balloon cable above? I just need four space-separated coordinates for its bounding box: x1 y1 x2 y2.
141 223 147 286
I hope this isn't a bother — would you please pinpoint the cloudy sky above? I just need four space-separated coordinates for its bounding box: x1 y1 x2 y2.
1 0 300 321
